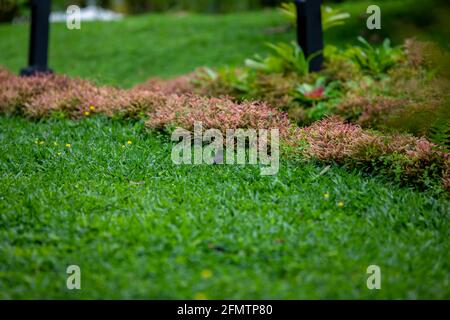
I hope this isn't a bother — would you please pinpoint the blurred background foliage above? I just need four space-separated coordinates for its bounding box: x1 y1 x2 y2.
0 0 447 19
1 0 448 83
1 0 310 17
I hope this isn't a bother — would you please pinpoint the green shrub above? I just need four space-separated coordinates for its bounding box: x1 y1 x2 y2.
194 67 253 98
245 42 312 75
348 37 404 76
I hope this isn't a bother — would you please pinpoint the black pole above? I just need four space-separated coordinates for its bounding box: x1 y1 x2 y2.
295 0 323 72
20 0 52 76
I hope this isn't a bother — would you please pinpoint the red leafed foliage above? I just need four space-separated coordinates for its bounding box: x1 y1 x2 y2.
0 66 448 193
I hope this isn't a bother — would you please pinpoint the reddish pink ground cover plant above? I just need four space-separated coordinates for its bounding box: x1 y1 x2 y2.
0 66 448 194
299 117 449 192
146 94 292 135
0 67 167 119
133 73 196 96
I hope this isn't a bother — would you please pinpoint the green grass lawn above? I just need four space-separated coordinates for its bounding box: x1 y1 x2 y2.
0 1 449 299
0 116 448 299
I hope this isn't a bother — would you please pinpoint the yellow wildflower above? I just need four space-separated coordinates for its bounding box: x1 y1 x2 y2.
65 144 71 148
324 193 330 199
194 292 207 300
201 269 212 279
338 201 344 207
84 111 90 116
89 105 95 111
127 140 132 145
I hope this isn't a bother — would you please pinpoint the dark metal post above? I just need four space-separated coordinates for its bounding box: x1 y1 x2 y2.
295 0 323 72
20 0 52 76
